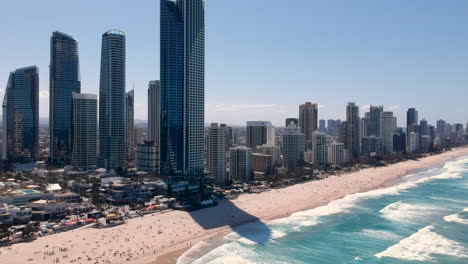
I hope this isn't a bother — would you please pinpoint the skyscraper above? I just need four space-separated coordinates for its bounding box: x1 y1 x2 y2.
2 66 39 161
207 123 229 185
98 30 126 170
49 31 80 165
380 111 395 155
125 90 135 161
299 102 318 141
148 80 160 145
246 121 275 150
160 0 205 178
282 123 305 170
229 146 252 183
406 108 419 152
319 119 326 132
369 105 383 136
71 92 97 169
346 102 360 158
312 131 328 164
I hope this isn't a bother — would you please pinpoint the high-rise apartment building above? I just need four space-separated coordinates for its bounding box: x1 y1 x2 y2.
369 105 383 136
71 93 97 169
299 102 318 141
282 123 305 170
125 90 135 161
255 144 281 166
49 32 81 165
2 66 39 161
380 111 395 155
207 123 229 185
229 146 252 183
148 80 160 145
98 30 126 170
246 121 275 150
312 131 328 164
329 143 345 165
319 119 326 132
346 102 360 158
160 0 205 178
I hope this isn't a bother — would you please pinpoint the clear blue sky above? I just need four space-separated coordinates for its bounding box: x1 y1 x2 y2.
1 0 467 126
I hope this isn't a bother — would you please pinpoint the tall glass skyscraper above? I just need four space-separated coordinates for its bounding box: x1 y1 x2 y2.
71 92 97 169
98 30 126 170
49 31 81 165
2 66 39 161
148 80 160 145
125 89 135 161
160 0 205 178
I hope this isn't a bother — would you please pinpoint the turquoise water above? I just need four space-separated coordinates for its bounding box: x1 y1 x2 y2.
180 156 468 264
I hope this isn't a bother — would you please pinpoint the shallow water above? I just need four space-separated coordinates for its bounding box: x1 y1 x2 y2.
179 156 468 264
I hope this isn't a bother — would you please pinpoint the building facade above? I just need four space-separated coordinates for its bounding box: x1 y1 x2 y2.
136 141 160 173
71 93 97 169
229 146 252 183
380 111 395 155
160 0 205 178
148 80 160 145
312 131 328 165
207 123 229 185
98 30 126 170
246 121 275 150
299 102 318 141
2 66 39 161
346 102 360 158
125 90 135 161
282 123 305 170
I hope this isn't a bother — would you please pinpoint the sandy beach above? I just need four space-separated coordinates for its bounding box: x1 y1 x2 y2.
1 147 467 264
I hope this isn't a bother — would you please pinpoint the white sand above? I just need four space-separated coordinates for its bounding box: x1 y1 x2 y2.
1 147 467 264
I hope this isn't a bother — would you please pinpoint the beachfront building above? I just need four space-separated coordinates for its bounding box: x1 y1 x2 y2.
420 135 432 153
409 132 420 152
125 90 135 161
282 123 305 170
380 111 395 155
136 141 160 174
229 146 252 183
207 123 229 185
361 136 384 157
2 66 39 161
312 131 329 165
148 80 160 145
393 128 406 153
369 105 383 136
255 143 281 166
345 102 361 158
49 31 81 165
299 102 318 142
246 121 275 150
98 30 126 170
160 0 205 179
71 93 97 169
329 143 345 165
252 153 273 177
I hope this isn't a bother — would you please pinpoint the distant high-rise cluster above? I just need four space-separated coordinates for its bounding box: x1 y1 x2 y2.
1 0 467 189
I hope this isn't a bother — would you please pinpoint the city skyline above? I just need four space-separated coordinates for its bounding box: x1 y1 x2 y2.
1 0 467 126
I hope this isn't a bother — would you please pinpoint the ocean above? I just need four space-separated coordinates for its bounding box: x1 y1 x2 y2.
178 156 468 264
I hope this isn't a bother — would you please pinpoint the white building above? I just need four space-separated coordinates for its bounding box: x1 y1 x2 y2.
282 123 305 170
380 111 395 155
328 143 345 165
255 143 281 166
207 123 229 185
409 132 420 152
312 131 328 165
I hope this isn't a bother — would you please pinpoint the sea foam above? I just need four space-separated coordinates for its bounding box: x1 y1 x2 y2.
375 225 468 261
379 201 441 223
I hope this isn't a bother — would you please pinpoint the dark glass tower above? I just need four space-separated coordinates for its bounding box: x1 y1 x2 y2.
98 30 126 170
49 31 81 165
2 66 39 161
160 0 205 178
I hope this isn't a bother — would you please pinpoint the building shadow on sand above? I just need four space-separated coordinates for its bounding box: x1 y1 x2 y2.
186 199 272 244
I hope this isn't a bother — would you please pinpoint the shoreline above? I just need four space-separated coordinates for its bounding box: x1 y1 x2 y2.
1 147 467 264
155 148 468 264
